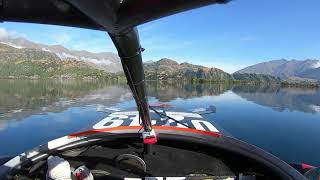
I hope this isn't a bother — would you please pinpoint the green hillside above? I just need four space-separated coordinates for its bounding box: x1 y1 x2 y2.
0 44 316 87
0 43 120 80
144 58 233 82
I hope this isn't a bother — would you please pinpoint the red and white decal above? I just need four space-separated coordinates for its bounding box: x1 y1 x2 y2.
93 111 219 132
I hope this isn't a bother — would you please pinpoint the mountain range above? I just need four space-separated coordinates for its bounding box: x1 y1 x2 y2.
0 37 122 72
0 37 237 81
0 36 319 82
236 59 320 81
0 43 119 80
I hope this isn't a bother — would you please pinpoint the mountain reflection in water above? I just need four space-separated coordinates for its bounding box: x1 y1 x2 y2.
0 79 320 166
0 79 132 122
232 84 320 113
1 80 320 130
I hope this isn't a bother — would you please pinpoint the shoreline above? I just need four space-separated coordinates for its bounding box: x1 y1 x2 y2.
1 76 318 89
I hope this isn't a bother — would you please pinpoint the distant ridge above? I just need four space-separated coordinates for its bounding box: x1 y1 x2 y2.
236 59 320 81
0 36 122 72
0 43 119 80
0 36 319 83
0 42 233 81
144 58 233 81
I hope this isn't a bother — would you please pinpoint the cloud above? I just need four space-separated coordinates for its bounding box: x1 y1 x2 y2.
201 61 248 73
0 28 9 39
9 30 27 38
69 36 117 53
53 33 71 44
42 27 116 53
0 27 27 39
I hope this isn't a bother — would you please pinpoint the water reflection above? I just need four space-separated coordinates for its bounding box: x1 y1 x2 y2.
0 79 132 129
146 81 232 101
232 84 320 113
146 82 320 114
1 80 320 125
0 79 320 164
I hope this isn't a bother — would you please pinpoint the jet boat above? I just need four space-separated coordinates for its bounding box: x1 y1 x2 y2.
0 0 315 179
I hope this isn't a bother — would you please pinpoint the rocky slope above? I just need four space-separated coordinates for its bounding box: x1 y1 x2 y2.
0 43 117 80
0 36 309 83
0 37 122 72
144 58 233 81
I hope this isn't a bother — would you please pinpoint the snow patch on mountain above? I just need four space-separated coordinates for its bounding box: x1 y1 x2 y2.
42 48 51 52
1 42 24 49
312 61 320 68
0 37 122 72
80 57 112 65
56 52 78 59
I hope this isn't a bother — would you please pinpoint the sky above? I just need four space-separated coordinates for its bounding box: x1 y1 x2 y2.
0 0 320 73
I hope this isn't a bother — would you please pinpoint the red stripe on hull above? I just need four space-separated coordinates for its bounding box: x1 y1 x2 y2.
68 126 221 139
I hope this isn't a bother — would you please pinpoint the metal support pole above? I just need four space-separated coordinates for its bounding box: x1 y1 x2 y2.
109 28 152 132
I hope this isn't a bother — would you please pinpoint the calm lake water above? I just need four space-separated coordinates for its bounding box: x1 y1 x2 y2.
0 79 320 166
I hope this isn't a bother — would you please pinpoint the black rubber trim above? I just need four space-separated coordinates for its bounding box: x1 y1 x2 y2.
0 133 307 180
